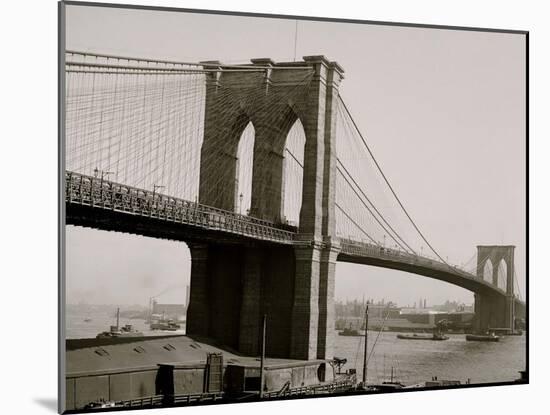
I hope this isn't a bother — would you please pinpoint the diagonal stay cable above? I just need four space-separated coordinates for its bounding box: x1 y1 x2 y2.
336 158 416 255
338 96 450 266
335 203 380 245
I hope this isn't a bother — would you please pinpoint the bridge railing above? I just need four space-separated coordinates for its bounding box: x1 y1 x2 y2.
65 171 296 243
339 238 494 286
262 378 356 399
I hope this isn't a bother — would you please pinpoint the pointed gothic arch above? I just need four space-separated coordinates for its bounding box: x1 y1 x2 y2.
282 118 306 226
483 259 493 283
497 259 508 291
236 121 255 214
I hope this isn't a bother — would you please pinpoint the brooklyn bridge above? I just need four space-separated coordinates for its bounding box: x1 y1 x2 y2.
64 50 525 361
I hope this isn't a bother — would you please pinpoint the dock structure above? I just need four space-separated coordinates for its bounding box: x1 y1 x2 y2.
65 335 352 411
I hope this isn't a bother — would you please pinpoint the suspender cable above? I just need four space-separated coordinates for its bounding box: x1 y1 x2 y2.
338 96 450 266
337 159 416 255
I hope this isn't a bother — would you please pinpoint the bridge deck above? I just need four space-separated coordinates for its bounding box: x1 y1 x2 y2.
339 238 510 297
65 171 296 245
65 171 523 305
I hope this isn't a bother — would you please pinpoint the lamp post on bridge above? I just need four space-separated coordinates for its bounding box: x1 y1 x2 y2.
97 169 113 204
152 184 165 197
93 167 114 182
152 185 165 211
101 171 114 181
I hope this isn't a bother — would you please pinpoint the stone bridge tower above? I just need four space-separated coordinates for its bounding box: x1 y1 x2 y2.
474 245 515 331
187 56 344 360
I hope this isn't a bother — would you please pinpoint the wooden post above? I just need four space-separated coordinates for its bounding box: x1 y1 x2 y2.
362 304 369 386
259 314 267 398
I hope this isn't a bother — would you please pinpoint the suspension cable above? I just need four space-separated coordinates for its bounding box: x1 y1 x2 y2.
335 203 380 245
337 158 416 254
338 96 449 266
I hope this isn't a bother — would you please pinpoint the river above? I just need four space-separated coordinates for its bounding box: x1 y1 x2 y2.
334 330 525 385
66 308 525 386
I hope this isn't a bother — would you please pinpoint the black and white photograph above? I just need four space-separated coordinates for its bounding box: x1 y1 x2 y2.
57 1 529 413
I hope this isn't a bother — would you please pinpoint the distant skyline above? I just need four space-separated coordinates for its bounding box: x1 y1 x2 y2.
333 297 472 307
67 297 472 308
65 5 526 308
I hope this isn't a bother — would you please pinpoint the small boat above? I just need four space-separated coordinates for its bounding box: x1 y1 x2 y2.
369 367 406 391
369 381 406 392
150 319 180 331
83 318 92 323
339 327 362 337
96 308 144 338
96 323 144 338
489 327 523 336
405 377 463 389
465 333 500 342
397 333 449 341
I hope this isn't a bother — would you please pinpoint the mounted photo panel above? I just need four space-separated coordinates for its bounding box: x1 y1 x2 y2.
59 1 528 413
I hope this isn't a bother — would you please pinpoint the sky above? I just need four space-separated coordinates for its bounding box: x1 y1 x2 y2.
64 4 526 307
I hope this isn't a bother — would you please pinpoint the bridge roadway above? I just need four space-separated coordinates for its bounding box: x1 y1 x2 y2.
65 171 296 246
65 170 524 309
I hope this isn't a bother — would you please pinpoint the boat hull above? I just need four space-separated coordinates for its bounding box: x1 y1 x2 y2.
338 329 363 337
396 334 449 341
465 334 499 342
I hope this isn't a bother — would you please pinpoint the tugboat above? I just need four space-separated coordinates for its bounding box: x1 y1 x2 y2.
338 326 362 337
396 332 449 341
397 320 450 341
96 308 144 338
465 332 500 342
150 312 181 331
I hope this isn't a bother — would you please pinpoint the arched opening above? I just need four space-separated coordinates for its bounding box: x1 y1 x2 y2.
235 122 255 215
483 260 493 283
497 259 508 291
282 118 306 226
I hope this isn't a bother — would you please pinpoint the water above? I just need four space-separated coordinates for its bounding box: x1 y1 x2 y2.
334 330 526 385
66 309 525 386
65 307 186 339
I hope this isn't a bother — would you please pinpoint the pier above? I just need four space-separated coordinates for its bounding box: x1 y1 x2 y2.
65 335 355 411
